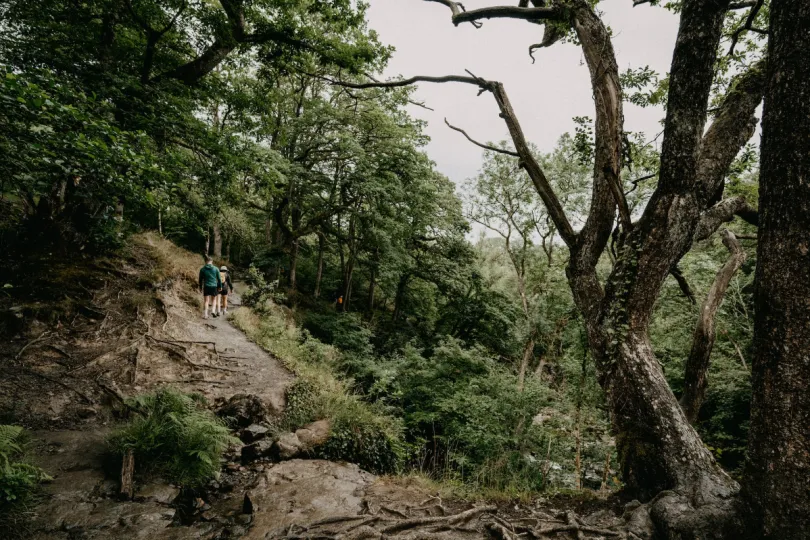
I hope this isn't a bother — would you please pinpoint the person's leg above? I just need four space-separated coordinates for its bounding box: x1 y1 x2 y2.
222 294 228 313
213 294 220 316
203 295 210 318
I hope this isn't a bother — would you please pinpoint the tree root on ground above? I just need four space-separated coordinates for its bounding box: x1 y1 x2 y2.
268 503 632 539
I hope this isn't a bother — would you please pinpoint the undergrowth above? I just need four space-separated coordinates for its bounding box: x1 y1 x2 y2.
0 425 51 534
230 307 406 474
107 388 239 487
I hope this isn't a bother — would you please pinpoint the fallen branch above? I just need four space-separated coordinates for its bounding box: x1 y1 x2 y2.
15 331 52 360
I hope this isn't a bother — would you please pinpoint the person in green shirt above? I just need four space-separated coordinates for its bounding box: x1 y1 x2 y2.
198 257 222 319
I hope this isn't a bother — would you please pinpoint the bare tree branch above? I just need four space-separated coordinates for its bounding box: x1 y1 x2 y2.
680 229 746 423
452 5 564 25
671 265 697 304
728 0 766 56
694 196 757 241
444 118 519 157
729 1 756 9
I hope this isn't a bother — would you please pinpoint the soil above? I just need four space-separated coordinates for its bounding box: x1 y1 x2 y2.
0 235 638 540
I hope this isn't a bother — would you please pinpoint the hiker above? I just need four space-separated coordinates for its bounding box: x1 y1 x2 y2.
199 256 222 319
219 265 234 314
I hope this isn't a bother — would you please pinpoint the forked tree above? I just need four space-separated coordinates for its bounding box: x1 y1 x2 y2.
341 0 810 537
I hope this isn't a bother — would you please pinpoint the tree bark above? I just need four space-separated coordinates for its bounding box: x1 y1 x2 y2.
212 223 222 257
743 0 810 535
289 239 299 291
516 335 535 392
119 449 135 500
314 234 325 299
367 266 376 313
680 230 746 423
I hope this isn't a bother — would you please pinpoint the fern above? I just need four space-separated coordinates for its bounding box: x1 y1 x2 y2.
0 425 50 533
108 388 239 487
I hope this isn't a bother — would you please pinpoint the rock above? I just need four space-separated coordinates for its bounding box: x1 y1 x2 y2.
240 423 269 443
217 394 267 428
242 492 254 515
136 483 180 505
295 419 331 448
76 405 98 419
241 439 274 462
272 432 304 460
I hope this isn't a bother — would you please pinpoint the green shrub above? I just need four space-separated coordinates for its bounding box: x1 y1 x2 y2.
107 388 239 487
231 307 406 474
0 425 51 532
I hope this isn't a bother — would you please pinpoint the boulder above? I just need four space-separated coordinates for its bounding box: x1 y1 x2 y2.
240 423 269 443
241 439 274 462
135 483 180 505
217 394 267 427
272 432 304 460
295 419 331 448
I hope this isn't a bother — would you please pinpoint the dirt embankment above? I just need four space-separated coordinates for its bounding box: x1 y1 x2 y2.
0 233 638 540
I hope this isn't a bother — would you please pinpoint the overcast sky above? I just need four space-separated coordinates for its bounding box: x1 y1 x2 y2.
366 0 679 186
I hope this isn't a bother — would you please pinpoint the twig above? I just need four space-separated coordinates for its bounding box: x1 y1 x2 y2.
444 118 519 157
15 331 52 360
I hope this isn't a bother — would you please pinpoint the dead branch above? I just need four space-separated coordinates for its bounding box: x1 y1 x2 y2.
728 0 766 56
15 331 52 360
449 5 564 26
671 265 697 304
680 229 747 423
120 449 135 500
444 118 519 157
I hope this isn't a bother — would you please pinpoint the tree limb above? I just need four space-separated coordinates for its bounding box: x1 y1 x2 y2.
451 5 564 26
728 0 766 56
696 59 767 204
671 265 697 304
444 118 519 157
680 229 746 423
694 196 757 241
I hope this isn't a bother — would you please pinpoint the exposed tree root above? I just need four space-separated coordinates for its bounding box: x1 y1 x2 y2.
268 503 632 540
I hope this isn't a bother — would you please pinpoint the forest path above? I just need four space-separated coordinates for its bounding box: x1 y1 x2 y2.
160 282 292 414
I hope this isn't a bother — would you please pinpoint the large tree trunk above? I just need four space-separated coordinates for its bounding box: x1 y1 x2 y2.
212 224 222 257
680 230 746 423
742 1 810 536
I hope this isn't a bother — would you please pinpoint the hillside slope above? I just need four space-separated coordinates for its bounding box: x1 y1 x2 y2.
0 234 636 539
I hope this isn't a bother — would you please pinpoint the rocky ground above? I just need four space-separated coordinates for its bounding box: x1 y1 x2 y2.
0 234 649 539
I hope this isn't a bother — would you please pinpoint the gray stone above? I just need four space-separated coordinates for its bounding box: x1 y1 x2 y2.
216 394 267 428
272 432 303 460
136 483 180 505
240 423 269 443
241 439 274 462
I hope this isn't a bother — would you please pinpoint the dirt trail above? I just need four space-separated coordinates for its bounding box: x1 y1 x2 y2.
159 283 292 413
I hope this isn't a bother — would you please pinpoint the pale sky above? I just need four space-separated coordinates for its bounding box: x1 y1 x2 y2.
366 0 680 186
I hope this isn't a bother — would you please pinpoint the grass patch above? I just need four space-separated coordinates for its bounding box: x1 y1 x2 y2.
230 306 406 474
131 232 203 289
107 388 239 487
0 425 51 535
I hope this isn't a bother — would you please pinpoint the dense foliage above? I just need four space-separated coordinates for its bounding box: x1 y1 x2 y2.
0 0 762 497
